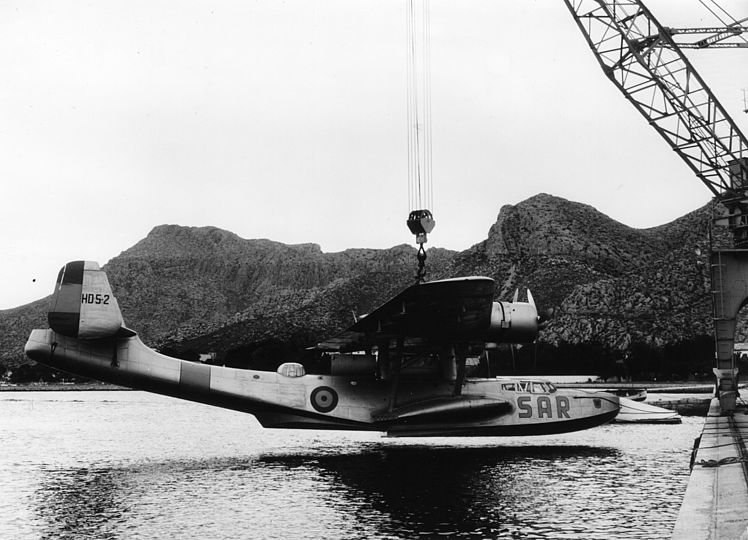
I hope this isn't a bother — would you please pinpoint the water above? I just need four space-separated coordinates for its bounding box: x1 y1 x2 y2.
0 391 702 539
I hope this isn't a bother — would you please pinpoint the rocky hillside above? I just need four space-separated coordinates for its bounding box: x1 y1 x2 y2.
0 225 454 368
109 226 455 346
448 195 715 351
0 193 725 377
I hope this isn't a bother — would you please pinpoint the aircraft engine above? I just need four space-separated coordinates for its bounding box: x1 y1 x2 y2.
48 261 126 340
486 300 539 344
330 354 377 376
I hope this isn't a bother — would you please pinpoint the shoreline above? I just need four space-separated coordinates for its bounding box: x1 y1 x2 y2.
0 383 130 392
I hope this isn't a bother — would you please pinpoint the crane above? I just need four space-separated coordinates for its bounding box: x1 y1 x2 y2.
561 0 748 411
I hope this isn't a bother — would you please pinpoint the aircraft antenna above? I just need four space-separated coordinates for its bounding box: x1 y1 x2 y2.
406 0 435 284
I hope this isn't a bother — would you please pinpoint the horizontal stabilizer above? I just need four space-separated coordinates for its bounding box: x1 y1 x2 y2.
48 261 129 339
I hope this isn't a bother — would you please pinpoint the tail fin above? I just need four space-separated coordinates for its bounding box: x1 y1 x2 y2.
48 261 133 339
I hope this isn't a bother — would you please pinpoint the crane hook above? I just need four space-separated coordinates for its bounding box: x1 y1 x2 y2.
415 245 427 284
407 209 435 284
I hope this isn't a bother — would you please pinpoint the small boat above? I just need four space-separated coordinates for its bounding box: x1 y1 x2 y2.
613 397 681 424
606 388 647 402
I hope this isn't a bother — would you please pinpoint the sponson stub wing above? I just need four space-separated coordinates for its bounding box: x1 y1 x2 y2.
314 277 495 352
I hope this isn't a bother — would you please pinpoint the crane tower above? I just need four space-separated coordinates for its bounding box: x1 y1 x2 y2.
562 0 748 411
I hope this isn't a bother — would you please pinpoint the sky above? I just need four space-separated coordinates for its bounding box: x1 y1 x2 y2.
1 0 747 309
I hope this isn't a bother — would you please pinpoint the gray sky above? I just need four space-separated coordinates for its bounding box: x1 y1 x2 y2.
2 0 747 309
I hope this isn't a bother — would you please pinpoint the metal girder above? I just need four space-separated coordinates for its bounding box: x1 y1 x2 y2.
667 21 748 49
561 0 748 201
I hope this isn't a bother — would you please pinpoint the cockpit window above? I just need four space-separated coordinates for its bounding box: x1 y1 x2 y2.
501 381 557 393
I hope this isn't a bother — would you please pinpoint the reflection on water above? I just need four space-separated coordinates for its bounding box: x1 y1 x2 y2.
35 467 130 540
1 392 701 539
261 445 625 538
35 446 624 540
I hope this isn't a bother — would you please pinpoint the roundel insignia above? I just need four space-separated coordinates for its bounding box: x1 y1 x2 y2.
310 386 338 413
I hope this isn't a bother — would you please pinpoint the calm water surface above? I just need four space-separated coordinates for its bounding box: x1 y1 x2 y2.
0 391 702 539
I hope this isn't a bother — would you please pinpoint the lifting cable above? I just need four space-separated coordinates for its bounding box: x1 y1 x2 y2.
406 0 435 283
406 0 433 213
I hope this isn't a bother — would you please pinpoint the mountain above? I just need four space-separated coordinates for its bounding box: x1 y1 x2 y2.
451 194 715 346
0 193 723 379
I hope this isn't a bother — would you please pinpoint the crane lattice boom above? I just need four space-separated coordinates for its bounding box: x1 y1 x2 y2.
562 0 748 214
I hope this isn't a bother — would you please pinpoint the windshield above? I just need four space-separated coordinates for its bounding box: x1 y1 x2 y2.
501 381 556 393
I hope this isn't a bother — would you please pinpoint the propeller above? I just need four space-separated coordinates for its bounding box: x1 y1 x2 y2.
525 288 552 329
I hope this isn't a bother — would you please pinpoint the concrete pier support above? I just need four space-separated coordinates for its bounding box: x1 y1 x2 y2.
672 250 748 536
671 399 748 539
710 249 748 412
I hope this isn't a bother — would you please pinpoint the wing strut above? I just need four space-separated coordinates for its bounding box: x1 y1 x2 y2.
387 337 404 412
453 343 468 396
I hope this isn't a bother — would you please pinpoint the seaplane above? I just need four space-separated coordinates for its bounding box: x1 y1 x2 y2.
24 261 620 437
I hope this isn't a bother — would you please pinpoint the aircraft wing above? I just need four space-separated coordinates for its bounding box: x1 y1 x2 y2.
314 276 495 351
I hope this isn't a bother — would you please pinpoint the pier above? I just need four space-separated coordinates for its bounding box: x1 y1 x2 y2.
555 382 715 416
671 399 748 539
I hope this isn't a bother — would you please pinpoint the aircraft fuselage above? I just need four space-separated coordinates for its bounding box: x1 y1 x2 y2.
25 328 619 437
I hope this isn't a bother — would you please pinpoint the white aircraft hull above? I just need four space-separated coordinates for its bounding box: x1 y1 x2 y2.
25 328 619 437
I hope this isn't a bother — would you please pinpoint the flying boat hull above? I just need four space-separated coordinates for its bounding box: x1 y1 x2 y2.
25 328 619 437
24 261 619 437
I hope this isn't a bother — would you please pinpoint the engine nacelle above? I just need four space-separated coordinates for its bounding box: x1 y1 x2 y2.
486 301 538 344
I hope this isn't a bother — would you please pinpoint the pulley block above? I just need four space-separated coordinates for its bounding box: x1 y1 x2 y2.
407 209 436 244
